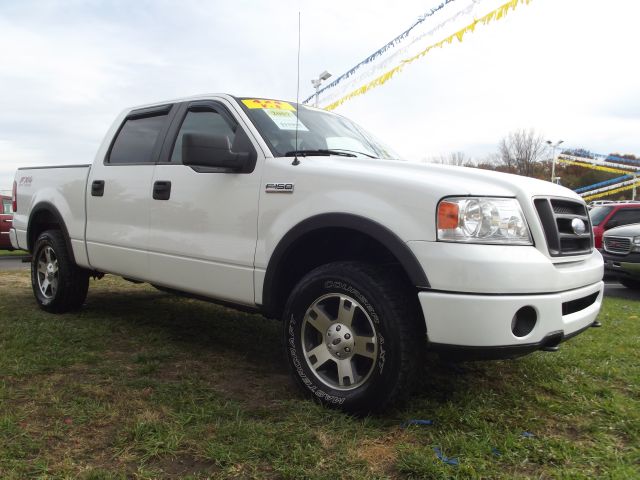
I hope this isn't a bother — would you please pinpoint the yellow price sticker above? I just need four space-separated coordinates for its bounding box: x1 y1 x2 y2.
242 99 295 111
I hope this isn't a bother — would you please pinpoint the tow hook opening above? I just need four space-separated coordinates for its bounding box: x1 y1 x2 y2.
511 306 537 338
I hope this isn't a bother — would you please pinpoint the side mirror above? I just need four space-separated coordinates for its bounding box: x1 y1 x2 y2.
182 133 250 171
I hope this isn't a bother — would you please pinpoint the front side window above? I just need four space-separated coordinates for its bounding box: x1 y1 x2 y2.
109 113 169 164
238 97 399 159
171 109 236 164
2 199 11 215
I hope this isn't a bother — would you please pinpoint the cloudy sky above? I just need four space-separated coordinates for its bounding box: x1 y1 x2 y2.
1 0 639 191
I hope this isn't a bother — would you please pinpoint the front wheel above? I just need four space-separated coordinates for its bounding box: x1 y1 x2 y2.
283 262 424 413
31 230 89 313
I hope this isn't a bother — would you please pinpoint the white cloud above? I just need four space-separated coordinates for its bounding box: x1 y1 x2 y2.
0 0 638 189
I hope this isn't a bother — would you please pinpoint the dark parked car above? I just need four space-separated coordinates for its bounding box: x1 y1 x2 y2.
1 194 14 250
589 203 640 249
602 223 640 289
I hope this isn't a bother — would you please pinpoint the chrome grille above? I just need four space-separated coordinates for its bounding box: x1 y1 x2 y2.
534 198 593 257
604 236 632 255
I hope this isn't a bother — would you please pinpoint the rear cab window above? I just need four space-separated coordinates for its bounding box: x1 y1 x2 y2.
2 199 11 215
107 107 172 164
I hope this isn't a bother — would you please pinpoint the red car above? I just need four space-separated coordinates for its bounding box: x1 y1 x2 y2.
590 202 640 249
0 194 14 250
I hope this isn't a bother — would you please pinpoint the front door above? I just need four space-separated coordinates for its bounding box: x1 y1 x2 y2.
146 99 263 305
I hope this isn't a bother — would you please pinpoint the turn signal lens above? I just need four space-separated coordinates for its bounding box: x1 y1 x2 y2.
438 201 459 229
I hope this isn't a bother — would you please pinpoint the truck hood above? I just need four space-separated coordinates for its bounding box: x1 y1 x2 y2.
307 156 583 202
603 223 640 237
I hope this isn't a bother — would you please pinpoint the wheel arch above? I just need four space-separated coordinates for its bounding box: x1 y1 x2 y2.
261 213 429 318
27 202 76 264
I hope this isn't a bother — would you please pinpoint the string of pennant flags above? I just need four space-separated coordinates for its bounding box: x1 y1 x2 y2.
318 0 485 108
301 0 459 105
309 0 533 111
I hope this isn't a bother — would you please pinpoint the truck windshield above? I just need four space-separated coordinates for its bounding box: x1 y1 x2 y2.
589 206 614 226
238 98 399 159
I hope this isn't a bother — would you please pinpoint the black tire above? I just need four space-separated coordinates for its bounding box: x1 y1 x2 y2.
283 261 424 414
31 230 89 313
619 278 640 290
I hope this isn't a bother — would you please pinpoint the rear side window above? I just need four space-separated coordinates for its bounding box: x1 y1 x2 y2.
109 113 169 164
609 208 640 227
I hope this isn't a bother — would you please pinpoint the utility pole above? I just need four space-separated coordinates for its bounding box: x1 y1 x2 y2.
311 71 332 107
546 139 564 184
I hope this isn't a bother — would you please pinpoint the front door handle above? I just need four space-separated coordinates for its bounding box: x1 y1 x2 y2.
153 181 172 200
91 180 105 197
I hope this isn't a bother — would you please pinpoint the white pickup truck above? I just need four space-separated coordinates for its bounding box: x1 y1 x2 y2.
10 94 604 412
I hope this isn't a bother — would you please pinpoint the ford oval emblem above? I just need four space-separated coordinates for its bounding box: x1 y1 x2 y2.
571 218 586 235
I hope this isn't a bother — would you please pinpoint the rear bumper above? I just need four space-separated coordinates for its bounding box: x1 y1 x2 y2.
418 281 603 358
8 228 19 250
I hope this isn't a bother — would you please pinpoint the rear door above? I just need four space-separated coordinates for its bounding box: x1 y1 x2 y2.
85 104 176 279
146 98 264 305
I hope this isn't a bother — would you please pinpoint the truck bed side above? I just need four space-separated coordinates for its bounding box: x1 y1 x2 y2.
13 165 92 267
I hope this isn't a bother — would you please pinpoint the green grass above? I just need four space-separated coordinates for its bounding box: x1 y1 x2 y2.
0 271 638 479
0 249 28 257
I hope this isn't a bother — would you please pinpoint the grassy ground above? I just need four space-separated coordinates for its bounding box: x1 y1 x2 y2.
0 249 28 257
0 271 637 479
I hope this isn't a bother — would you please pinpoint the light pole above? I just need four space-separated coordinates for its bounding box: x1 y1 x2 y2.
311 70 332 107
547 139 564 184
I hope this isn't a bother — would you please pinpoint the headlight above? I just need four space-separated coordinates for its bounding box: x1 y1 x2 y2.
437 197 533 245
633 236 640 252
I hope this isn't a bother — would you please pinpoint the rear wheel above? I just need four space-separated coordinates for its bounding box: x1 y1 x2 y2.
31 230 89 313
619 278 640 290
283 261 424 413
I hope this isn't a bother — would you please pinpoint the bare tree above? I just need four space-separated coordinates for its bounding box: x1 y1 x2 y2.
430 151 469 166
498 129 547 177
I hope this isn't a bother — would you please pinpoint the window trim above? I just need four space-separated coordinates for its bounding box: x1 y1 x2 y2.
104 104 176 166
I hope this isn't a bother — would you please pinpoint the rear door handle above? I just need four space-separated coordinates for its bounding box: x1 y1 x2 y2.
91 180 105 197
153 181 171 200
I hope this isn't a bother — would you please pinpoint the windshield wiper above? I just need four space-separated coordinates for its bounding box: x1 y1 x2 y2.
328 148 378 158
284 149 357 158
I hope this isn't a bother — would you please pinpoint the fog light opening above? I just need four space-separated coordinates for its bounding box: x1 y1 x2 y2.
511 306 537 338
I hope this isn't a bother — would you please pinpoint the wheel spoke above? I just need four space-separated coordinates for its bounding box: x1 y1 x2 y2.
38 261 47 275
50 278 58 295
306 306 332 334
44 248 52 264
337 359 355 387
41 278 50 295
51 260 58 273
306 344 332 370
337 296 355 326
354 335 376 359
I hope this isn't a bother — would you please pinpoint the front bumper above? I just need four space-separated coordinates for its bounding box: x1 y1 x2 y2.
602 251 640 281
419 281 603 359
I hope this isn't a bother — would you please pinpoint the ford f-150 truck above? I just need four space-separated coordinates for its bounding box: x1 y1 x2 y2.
10 94 604 412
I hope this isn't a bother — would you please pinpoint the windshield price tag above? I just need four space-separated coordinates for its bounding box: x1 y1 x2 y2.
242 99 295 111
264 109 309 131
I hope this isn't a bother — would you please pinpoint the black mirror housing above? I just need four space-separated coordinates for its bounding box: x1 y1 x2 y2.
182 133 250 171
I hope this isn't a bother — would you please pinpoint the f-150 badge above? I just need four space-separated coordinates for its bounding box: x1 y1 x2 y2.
266 183 294 193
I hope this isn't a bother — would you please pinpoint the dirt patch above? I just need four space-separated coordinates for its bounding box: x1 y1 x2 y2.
353 429 410 476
